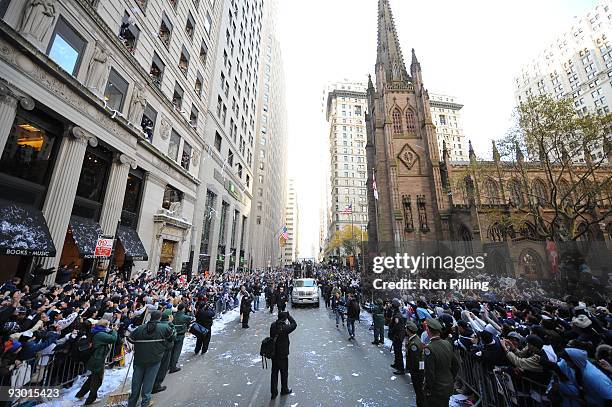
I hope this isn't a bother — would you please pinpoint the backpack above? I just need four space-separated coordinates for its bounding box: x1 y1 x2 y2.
259 335 277 369
72 333 94 363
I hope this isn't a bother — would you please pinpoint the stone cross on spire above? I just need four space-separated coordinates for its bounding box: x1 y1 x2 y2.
376 0 410 84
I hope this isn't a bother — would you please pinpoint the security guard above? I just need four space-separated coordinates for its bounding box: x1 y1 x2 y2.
423 318 459 407
405 321 425 407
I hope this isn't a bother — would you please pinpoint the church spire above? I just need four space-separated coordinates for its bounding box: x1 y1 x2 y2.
376 0 410 84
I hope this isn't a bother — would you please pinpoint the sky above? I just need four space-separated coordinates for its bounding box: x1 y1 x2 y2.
277 0 598 259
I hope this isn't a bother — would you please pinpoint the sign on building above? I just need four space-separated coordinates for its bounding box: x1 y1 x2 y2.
94 235 114 257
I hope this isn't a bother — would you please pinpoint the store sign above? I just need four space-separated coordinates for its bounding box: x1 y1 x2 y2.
2 248 52 256
94 235 114 257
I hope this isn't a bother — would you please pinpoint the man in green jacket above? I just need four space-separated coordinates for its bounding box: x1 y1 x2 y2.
152 309 177 393
423 318 459 407
76 319 118 405
168 303 194 373
371 299 385 345
127 310 175 407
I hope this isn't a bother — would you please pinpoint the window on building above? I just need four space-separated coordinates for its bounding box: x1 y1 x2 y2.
149 55 165 90
104 68 129 111
214 132 222 151
200 40 208 64
227 149 234 166
172 82 184 110
120 167 144 228
162 184 183 210
189 105 199 127
200 190 217 255
204 12 213 34
218 201 229 244
181 141 192 170
47 16 87 76
118 12 140 53
406 108 416 132
178 46 190 77
74 146 112 217
141 103 157 142
392 108 402 134
159 13 173 49
168 130 181 161
246 174 250 187
439 114 447 125
195 72 203 97
185 12 195 40
0 0 10 19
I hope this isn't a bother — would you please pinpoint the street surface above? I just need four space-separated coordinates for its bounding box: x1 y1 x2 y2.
155 299 416 407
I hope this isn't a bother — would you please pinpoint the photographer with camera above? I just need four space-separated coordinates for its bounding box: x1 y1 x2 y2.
269 311 297 399
193 300 215 355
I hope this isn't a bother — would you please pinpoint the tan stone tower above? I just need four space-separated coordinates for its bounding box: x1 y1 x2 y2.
366 0 450 255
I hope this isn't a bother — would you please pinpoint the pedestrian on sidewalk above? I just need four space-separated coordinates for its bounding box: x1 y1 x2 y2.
127 310 175 407
269 311 297 399
194 301 215 354
168 303 194 373
371 299 385 345
346 292 360 341
75 319 118 405
331 291 345 328
252 281 261 311
152 309 177 394
240 287 252 329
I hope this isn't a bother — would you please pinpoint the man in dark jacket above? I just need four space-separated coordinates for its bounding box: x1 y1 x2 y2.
389 298 406 374
127 310 175 407
169 303 194 373
240 287 252 328
371 299 385 345
270 311 297 399
194 302 215 354
252 282 261 311
152 309 177 394
276 286 288 312
76 319 118 405
346 293 360 341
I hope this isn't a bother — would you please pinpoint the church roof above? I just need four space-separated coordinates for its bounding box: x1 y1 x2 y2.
376 0 411 84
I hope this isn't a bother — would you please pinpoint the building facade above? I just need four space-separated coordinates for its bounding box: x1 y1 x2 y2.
283 177 298 265
249 0 288 270
429 93 468 162
365 0 612 290
325 80 369 254
0 0 226 282
191 0 264 275
514 0 612 161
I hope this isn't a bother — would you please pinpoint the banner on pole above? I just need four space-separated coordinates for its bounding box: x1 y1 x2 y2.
94 235 114 257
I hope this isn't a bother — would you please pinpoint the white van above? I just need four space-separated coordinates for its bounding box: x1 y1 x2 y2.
291 278 319 307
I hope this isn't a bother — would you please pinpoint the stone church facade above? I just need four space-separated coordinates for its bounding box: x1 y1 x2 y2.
366 0 612 282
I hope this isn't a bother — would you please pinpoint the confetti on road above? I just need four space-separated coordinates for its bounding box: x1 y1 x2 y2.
334 375 342 381
352 373 360 377
390 376 397 381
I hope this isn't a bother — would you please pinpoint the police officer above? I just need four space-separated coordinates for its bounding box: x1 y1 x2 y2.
405 321 425 407
423 318 459 407
389 298 406 375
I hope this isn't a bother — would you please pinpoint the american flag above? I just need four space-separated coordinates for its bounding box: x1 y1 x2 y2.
281 226 289 240
343 204 353 215
373 170 379 200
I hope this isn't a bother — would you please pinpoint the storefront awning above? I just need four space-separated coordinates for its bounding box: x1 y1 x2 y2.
69 216 103 259
0 199 56 256
116 225 148 261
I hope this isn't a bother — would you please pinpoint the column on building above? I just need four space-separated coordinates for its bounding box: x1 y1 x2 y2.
99 153 136 235
0 85 27 155
207 195 223 275
41 127 97 283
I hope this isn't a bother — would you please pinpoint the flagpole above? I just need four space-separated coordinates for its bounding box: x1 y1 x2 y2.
351 200 354 270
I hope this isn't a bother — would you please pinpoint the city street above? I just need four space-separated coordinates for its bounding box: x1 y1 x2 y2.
154 301 415 407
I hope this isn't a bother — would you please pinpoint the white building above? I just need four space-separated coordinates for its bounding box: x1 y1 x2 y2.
324 80 368 255
283 178 298 265
249 0 288 270
514 0 612 162
429 93 468 162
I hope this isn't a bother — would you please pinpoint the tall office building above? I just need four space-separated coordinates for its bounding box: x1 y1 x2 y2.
249 0 289 269
193 0 265 274
430 93 468 162
0 0 224 281
514 0 612 161
324 80 369 255
283 178 298 265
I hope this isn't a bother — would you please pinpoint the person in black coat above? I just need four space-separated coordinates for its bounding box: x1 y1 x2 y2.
275 286 288 312
194 302 215 355
240 289 252 329
269 311 297 399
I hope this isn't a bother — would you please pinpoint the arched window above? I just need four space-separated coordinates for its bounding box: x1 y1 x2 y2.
488 251 509 276
455 180 467 204
487 223 504 242
532 179 548 206
405 108 416 132
519 249 543 279
508 179 524 206
392 108 403 134
459 225 472 254
483 178 500 204
557 179 573 206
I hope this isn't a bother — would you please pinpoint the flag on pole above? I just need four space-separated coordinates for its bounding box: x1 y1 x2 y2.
343 203 353 215
281 226 289 240
372 171 379 200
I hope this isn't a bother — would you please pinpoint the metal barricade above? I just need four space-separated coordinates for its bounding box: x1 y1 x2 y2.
454 349 553 407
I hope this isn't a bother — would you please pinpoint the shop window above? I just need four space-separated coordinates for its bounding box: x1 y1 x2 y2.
150 52 165 89
168 130 181 161
118 12 140 53
47 16 87 76
181 141 192 170
120 168 144 228
141 104 157 142
0 110 61 206
104 68 129 111
162 184 183 210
